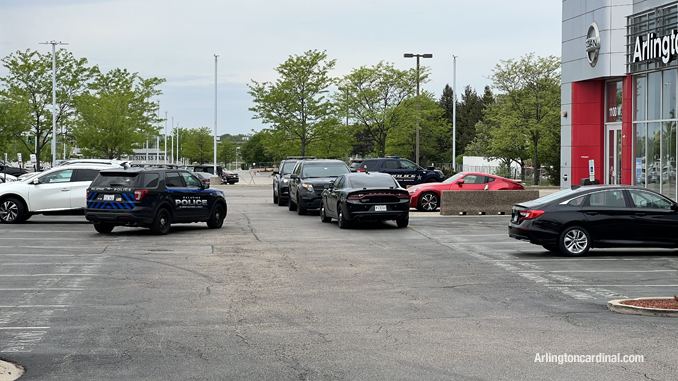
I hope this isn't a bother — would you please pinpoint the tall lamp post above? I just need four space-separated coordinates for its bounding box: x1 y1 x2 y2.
214 54 218 175
164 111 168 164
452 55 457 171
40 40 68 167
404 53 432 166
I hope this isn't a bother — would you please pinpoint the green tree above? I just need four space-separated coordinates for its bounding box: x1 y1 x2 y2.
489 53 561 185
240 132 273 164
338 62 421 157
0 48 99 170
182 126 214 164
71 68 164 159
217 139 237 166
248 50 339 156
0 96 30 156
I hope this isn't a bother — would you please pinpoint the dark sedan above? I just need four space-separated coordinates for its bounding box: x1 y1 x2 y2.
320 172 410 229
223 170 239 184
508 185 678 256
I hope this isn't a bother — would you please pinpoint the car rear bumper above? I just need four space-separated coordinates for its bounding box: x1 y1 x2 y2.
85 207 155 226
348 210 409 221
508 224 558 246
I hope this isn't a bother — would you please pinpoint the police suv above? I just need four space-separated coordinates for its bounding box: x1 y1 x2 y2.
85 167 227 235
356 157 444 186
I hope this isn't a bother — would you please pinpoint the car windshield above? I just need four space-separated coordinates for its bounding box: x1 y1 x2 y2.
442 173 465 184
282 162 297 174
531 188 581 204
302 163 349 178
91 174 139 187
349 176 398 189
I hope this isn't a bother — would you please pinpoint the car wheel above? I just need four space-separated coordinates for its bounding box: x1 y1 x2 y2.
150 208 172 235
417 192 440 212
541 244 560 253
337 205 350 229
425 178 438 183
0 197 26 223
288 193 297 211
320 202 331 223
277 193 287 206
559 226 591 256
396 217 409 228
273 186 278 204
207 204 226 229
297 195 307 215
93 223 115 234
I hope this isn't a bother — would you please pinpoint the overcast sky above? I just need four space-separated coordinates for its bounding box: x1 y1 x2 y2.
0 0 562 136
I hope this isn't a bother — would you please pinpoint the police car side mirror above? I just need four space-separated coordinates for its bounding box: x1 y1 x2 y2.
290 174 299 179
204 182 210 189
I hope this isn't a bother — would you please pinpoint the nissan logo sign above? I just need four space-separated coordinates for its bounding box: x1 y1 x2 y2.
586 22 601 67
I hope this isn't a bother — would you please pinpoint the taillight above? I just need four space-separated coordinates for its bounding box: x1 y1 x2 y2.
86 189 90 199
348 194 364 199
519 210 544 221
396 193 409 199
357 169 366 173
134 190 148 201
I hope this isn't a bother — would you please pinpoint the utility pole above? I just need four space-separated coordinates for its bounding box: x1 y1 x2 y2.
39 40 68 167
404 53 433 166
171 116 174 165
214 54 218 174
164 111 168 164
452 55 457 171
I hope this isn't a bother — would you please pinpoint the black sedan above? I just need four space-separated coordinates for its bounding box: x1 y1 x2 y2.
223 170 239 184
508 185 678 256
320 172 410 229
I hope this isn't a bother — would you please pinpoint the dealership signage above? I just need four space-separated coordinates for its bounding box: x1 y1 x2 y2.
586 22 600 67
632 30 678 64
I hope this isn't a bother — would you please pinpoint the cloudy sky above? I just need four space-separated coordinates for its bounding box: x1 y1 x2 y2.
0 0 562 136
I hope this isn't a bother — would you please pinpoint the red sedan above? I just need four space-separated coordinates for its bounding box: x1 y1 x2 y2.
408 172 524 212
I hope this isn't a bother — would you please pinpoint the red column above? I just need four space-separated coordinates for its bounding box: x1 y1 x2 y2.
621 75 634 185
571 80 605 185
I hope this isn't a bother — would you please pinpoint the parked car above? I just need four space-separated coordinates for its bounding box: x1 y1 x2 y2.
193 171 215 185
356 157 444 186
185 164 224 179
0 174 18 184
349 159 364 172
0 160 29 177
320 172 410 228
273 156 316 206
408 172 524 212
223 170 239 184
508 185 678 256
0 164 115 223
287 159 350 215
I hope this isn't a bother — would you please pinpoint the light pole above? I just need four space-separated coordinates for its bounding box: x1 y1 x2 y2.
214 54 218 174
452 55 457 171
404 53 432 166
164 111 168 164
40 40 68 167
171 116 174 165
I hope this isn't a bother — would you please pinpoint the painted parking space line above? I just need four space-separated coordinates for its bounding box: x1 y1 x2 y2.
0 327 50 330
543 284 678 287
1 263 104 265
0 274 98 277
515 270 678 273
0 288 85 291
0 305 68 308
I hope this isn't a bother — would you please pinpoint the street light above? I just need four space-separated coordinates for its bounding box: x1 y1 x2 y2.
404 53 433 166
214 54 218 175
40 40 68 167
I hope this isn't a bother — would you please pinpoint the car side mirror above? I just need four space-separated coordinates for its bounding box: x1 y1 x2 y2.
672 204 678 212
204 182 210 189
290 174 299 179
273 169 279 175
457 179 464 185
328 179 335 188
32 178 40 185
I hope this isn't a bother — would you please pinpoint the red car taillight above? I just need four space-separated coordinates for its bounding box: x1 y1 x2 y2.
134 190 148 201
86 189 90 199
519 210 544 221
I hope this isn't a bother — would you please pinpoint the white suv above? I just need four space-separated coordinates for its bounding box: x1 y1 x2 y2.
0 164 120 223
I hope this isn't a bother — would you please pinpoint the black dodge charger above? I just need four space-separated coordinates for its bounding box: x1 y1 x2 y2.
320 172 410 229
508 185 678 256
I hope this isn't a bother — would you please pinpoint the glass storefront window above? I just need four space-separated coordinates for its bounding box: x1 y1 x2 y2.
606 81 623 122
663 69 677 119
635 76 646 121
648 72 661 120
662 120 676 199
647 122 661 193
635 123 646 186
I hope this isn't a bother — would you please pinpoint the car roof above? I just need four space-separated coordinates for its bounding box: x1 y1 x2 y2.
344 172 393 178
98 167 190 174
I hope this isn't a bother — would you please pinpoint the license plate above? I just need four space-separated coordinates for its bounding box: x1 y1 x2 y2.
375 205 387 211
103 194 114 201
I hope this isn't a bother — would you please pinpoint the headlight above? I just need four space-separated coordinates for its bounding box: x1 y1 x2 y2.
282 178 288 183
301 183 314 192
408 187 421 194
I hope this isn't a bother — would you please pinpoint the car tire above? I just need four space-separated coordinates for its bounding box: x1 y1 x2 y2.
396 217 409 228
320 202 331 223
207 204 226 229
297 195 307 215
288 193 297 211
277 194 287 206
542 244 560 253
0 197 26 223
337 205 350 229
150 208 172 235
273 186 278 204
425 178 438 183
93 223 115 234
559 226 591 256
417 192 440 212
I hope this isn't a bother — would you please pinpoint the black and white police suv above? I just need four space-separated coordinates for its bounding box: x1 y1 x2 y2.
85 167 227 235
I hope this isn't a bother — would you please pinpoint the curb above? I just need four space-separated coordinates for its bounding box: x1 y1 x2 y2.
0 359 24 381
608 297 678 317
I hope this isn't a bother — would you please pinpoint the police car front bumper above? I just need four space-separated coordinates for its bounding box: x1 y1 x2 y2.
85 206 156 226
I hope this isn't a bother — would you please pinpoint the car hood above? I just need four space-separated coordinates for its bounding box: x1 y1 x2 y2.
410 182 442 192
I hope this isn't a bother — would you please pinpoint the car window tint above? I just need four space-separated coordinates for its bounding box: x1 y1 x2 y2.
629 190 673 210
361 160 378 170
486 177 495 183
566 195 586 206
141 173 159 188
350 176 398 189
165 172 184 188
384 160 399 169
180 172 202 188
588 190 626 207
302 163 349 177
92 174 138 187
74 169 100 182
282 161 297 173
334 176 344 189
462 174 483 184
399 160 418 170
41 169 74 183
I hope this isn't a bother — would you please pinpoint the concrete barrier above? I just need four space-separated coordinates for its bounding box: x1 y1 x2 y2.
440 190 540 215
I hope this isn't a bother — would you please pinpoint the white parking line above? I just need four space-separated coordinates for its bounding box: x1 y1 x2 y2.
0 274 97 277
516 270 677 273
1 263 103 265
551 284 678 287
0 327 50 330
0 288 85 291
0 305 68 308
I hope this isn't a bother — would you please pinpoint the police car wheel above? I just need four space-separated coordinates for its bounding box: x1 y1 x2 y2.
273 186 278 204
150 208 172 235
93 223 115 234
277 193 286 206
337 205 350 229
425 178 438 183
418 192 440 212
320 203 331 223
0 198 26 223
396 217 409 228
288 195 297 211
297 195 307 215
207 204 225 229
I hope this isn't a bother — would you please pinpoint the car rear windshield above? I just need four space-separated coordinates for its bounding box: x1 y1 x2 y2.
348 176 398 189
360 160 379 170
302 163 349 177
91 173 140 187
531 188 580 204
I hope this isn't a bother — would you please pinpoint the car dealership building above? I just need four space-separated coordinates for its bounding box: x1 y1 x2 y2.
562 0 678 199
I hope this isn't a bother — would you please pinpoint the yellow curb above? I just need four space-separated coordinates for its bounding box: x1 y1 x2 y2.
0 360 24 381
608 297 678 317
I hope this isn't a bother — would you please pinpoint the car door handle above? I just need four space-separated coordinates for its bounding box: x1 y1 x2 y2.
585 212 599 216
634 212 646 217
61 188 69 192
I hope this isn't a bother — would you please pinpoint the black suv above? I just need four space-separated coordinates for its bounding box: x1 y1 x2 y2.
357 157 443 186
85 168 227 235
185 164 238 184
0 160 28 177
288 159 350 215
272 156 316 206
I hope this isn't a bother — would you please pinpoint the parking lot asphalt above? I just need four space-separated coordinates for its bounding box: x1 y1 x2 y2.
0 186 676 380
